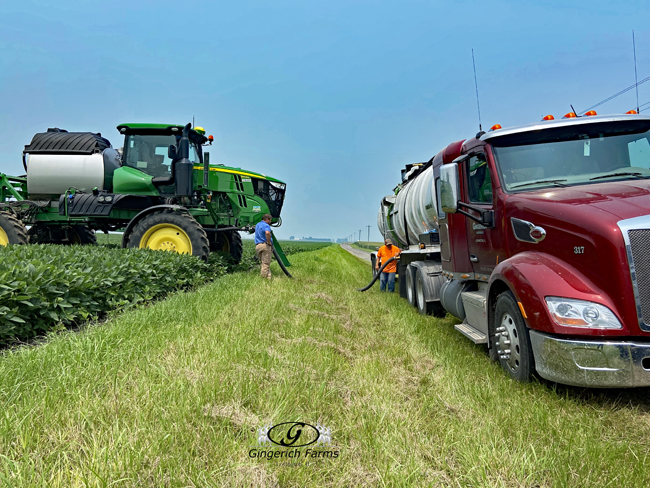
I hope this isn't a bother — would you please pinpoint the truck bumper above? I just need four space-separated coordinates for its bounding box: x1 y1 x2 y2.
529 330 650 388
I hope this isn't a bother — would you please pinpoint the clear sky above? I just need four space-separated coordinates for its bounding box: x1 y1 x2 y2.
1 0 648 241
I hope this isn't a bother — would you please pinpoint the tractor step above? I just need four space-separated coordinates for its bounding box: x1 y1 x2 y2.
455 322 488 344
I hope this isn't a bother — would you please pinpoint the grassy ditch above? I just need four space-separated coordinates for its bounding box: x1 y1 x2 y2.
349 241 382 252
0 245 649 486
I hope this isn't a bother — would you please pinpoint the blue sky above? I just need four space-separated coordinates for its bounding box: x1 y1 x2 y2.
1 0 649 241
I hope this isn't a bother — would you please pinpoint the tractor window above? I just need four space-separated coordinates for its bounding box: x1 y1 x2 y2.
467 155 493 204
123 134 177 178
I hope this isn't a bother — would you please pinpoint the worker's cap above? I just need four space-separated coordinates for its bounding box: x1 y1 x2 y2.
384 238 393 245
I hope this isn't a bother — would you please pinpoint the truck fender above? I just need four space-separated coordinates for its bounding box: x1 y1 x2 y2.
410 261 445 303
488 251 617 335
121 204 190 248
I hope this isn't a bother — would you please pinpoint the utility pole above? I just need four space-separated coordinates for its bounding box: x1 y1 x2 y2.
359 229 361 242
367 225 371 244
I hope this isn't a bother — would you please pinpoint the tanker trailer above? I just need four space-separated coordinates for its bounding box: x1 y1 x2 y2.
374 158 452 316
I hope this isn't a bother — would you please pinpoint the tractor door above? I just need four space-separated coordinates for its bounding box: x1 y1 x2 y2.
462 153 503 278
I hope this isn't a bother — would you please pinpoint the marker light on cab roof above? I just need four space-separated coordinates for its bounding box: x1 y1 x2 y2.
542 115 555 121
627 110 638 114
563 112 577 118
490 124 502 131
584 110 598 116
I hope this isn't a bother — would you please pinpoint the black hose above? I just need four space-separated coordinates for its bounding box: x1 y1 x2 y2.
358 256 396 292
272 246 293 278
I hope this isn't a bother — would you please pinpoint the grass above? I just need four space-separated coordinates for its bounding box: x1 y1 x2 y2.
0 245 649 486
349 242 382 252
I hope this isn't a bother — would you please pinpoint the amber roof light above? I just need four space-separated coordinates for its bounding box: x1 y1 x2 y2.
490 124 502 131
626 110 638 114
542 115 555 121
563 112 577 119
584 110 598 116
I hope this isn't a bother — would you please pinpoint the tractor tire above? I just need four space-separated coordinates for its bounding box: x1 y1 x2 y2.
28 225 96 245
209 230 244 264
126 211 209 261
0 211 28 246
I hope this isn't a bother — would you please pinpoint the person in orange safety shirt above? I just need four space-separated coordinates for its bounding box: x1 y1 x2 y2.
375 238 401 292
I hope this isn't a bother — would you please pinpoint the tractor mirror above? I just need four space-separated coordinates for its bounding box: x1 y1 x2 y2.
440 163 460 213
168 145 177 161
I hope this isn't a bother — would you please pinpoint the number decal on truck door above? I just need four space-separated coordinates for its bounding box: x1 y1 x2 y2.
574 246 585 254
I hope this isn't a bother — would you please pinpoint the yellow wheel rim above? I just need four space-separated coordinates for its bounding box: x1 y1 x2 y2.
139 224 192 254
0 227 8 246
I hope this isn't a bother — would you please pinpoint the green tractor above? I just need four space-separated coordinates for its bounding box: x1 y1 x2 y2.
0 122 289 264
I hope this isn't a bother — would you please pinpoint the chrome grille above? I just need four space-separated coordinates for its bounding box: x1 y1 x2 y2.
628 229 650 326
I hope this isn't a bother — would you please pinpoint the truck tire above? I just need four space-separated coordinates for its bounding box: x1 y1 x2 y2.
127 211 209 261
414 266 445 317
406 265 417 307
28 225 96 245
0 211 28 246
493 291 535 382
210 230 244 264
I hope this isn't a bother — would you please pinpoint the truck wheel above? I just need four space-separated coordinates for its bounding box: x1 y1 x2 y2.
28 225 96 245
406 265 417 307
210 230 244 264
127 211 209 261
493 291 535 382
415 267 446 317
0 211 28 246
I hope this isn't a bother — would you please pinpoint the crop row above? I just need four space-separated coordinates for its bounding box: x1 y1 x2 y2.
0 245 229 343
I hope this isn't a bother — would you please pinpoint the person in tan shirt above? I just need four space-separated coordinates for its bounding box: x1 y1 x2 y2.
375 238 401 292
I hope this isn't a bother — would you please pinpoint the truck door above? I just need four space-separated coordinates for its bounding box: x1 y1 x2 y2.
463 153 501 277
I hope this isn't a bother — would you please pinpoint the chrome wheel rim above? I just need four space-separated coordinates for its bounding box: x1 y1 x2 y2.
416 277 425 310
497 313 521 373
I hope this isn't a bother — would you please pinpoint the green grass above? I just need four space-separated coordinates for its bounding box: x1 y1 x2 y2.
0 245 649 486
349 241 383 252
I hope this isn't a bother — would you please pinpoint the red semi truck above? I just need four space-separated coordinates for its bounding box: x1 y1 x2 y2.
375 111 650 387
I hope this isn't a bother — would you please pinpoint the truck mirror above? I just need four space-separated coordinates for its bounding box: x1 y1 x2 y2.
168 145 177 161
440 163 460 213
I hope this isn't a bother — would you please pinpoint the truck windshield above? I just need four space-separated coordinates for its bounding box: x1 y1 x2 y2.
491 121 650 192
123 134 200 178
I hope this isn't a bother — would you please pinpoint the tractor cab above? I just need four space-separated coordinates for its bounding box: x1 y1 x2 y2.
117 123 207 179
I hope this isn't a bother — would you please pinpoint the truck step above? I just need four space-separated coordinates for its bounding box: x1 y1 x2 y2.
455 322 488 344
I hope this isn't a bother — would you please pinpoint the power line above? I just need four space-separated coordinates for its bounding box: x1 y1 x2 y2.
579 75 650 114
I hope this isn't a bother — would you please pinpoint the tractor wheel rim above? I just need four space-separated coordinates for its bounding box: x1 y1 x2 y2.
498 312 521 373
0 227 8 246
140 224 192 254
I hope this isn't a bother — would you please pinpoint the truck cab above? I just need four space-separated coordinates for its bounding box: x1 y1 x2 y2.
437 113 650 387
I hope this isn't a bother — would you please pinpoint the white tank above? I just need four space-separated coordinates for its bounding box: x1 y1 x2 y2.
378 165 439 248
27 153 108 195
23 130 120 196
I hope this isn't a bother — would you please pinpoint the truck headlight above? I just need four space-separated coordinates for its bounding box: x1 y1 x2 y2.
545 297 622 329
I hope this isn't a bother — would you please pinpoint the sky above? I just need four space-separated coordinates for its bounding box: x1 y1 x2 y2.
1 0 649 242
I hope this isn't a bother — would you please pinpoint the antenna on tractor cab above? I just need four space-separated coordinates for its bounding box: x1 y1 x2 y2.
472 49 483 133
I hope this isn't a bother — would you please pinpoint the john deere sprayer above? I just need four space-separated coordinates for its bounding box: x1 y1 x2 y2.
0 123 288 263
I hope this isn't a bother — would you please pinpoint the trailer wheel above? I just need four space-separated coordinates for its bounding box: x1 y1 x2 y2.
415 267 445 317
406 265 417 307
493 291 534 382
0 211 28 246
127 211 209 261
28 225 96 245
210 230 243 264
